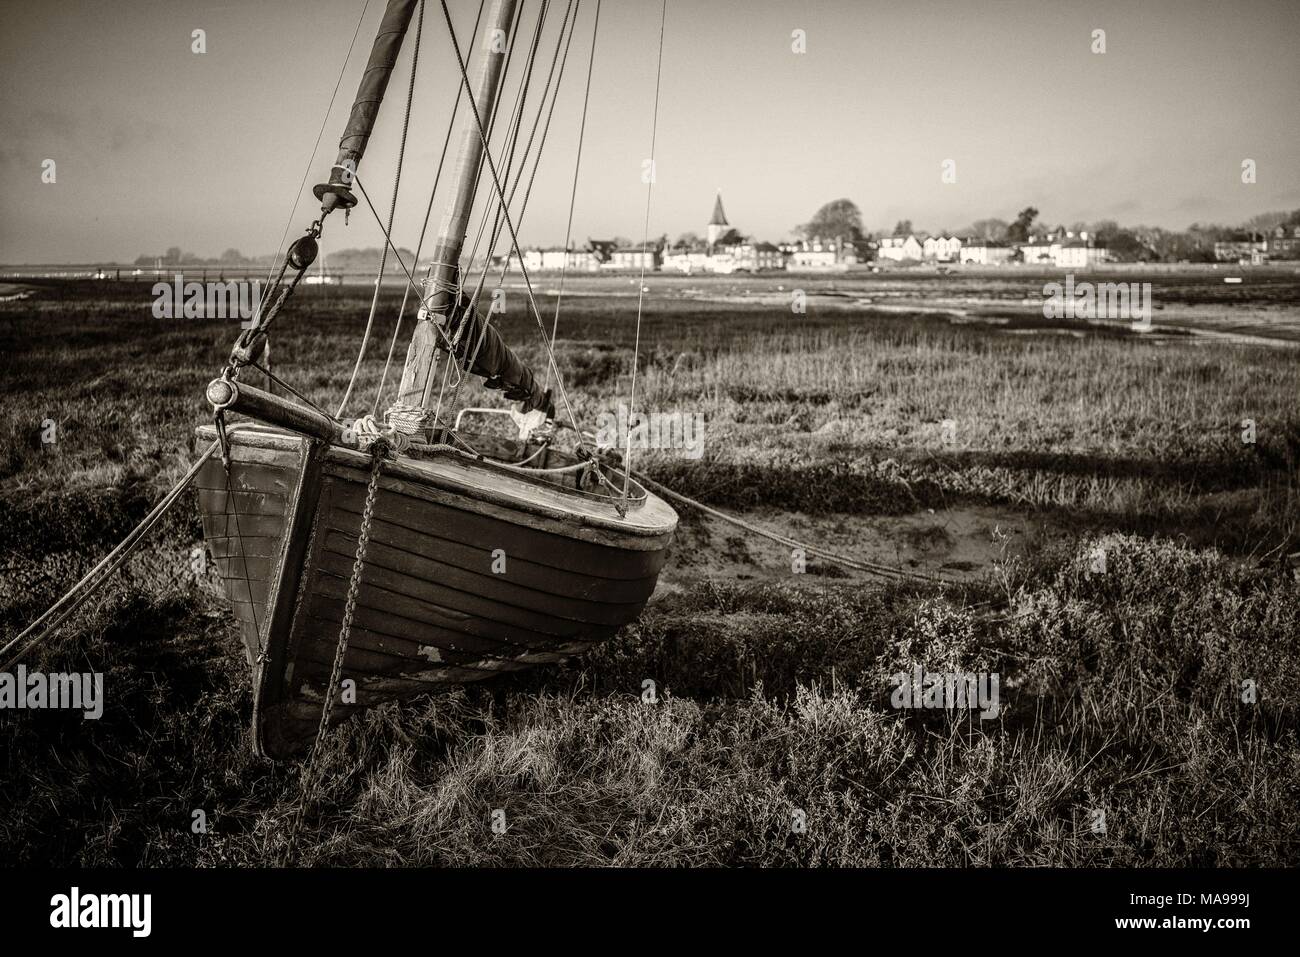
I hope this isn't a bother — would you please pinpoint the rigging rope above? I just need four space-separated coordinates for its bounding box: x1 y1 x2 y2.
441 0 553 420
435 0 584 439
336 0 425 419
260 0 375 298
623 0 667 501
449 0 533 314
373 0 491 416
432 0 543 425
451 0 580 421
471 0 572 301
544 0 600 392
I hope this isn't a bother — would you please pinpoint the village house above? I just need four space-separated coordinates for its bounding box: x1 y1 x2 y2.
507 245 601 272
921 234 962 262
599 244 661 271
1018 232 1107 268
1268 224 1300 259
958 240 1014 265
509 246 602 272
1213 232 1269 263
876 234 924 261
1019 234 1058 266
1054 236 1107 268
783 236 857 269
661 246 711 273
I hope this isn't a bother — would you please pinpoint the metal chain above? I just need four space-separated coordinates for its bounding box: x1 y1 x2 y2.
280 443 387 865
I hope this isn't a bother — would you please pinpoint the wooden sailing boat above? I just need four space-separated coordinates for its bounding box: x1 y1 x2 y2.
195 0 676 759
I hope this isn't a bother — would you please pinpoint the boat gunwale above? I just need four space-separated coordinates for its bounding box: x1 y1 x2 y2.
195 423 678 540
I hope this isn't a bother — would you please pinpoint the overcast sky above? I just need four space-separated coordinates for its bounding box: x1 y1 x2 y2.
2 0 1297 263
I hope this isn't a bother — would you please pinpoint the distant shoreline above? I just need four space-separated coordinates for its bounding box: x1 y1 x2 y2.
3 262 1300 282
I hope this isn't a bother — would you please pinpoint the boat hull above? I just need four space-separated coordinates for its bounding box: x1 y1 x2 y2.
194 425 676 758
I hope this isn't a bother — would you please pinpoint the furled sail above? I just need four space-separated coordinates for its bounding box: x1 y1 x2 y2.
440 292 554 416
314 0 420 212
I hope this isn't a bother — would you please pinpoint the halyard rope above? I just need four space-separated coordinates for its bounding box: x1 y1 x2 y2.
280 442 387 866
544 0 600 393
260 0 374 297
435 0 584 439
622 0 667 501
336 0 425 419
451 0 580 423
442 0 557 425
374 0 491 417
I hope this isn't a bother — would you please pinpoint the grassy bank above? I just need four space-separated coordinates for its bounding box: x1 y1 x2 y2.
1 280 1297 866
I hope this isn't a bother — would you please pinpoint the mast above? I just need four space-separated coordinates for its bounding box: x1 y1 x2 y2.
314 0 421 214
395 0 553 421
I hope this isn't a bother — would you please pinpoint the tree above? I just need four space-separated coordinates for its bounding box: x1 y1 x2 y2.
1005 207 1039 243
674 232 701 249
968 218 1008 242
219 248 245 264
1246 211 1289 233
1087 222 1155 262
798 199 865 242
892 219 913 237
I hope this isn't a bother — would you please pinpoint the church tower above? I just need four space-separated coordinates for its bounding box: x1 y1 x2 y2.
706 189 728 247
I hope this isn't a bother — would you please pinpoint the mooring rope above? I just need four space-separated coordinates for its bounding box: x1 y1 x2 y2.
630 469 959 586
0 441 220 671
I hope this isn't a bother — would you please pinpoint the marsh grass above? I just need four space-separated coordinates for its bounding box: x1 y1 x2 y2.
1 279 1297 866
2 533 1295 866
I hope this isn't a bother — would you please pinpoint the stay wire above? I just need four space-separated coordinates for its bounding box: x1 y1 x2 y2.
623 0 667 499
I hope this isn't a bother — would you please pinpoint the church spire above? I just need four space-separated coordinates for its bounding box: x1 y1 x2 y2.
707 189 728 246
708 189 728 227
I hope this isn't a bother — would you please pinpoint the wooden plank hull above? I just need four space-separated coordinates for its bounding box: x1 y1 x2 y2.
195 425 676 758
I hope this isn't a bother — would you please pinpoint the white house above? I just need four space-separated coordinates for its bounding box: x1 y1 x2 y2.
959 241 1014 265
1054 239 1107 268
876 234 924 261
662 249 712 273
1019 235 1058 266
1268 224 1300 259
1214 232 1269 262
508 247 600 272
786 237 855 269
603 246 661 271
1020 232 1107 267
922 234 962 261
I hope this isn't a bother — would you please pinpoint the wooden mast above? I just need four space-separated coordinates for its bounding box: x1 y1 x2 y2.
396 0 520 413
